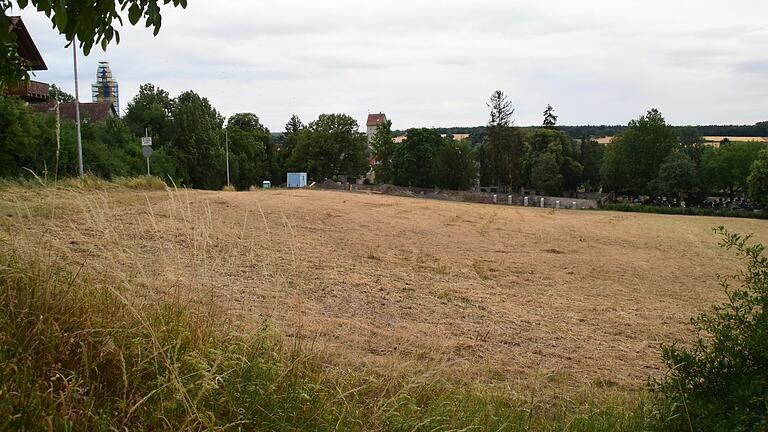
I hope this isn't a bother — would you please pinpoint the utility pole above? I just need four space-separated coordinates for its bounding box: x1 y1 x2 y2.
225 128 230 186
54 101 61 183
72 41 84 180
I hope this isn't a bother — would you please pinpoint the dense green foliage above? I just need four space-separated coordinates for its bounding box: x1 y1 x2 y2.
124 83 175 147
48 84 75 103
748 150 768 208
392 128 444 187
0 95 40 177
1 86 766 198
278 114 303 174
166 91 226 188
578 137 604 192
655 228 768 431
288 113 369 181
523 129 582 195
432 140 477 190
396 123 768 145
371 119 396 184
226 113 276 190
652 152 702 202
678 126 706 167
484 90 525 190
601 109 679 195
701 141 764 197
0 96 152 180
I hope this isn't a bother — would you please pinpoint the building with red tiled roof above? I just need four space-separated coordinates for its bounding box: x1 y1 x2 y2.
31 100 117 123
366 112 387 145
366 113 387 127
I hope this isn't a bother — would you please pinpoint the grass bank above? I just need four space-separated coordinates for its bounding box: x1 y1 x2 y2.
0 174 167 192
0 245 672 431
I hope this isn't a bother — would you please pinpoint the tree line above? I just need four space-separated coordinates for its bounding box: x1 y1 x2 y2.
375 91 768 206
403 122 768 143
2 86 768 206
0 84 371 190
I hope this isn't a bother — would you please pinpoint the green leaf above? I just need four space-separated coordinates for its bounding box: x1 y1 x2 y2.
54 2 68 30
35 0 51 14
128 3 142 25
17 0 28 8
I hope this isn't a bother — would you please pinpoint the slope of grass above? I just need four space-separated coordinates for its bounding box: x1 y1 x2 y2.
0 244 671 431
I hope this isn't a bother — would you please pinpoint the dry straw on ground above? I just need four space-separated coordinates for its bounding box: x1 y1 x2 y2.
1 186 764 392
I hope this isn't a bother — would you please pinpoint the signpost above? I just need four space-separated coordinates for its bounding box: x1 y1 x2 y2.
225 129 230 187
141 131 153 175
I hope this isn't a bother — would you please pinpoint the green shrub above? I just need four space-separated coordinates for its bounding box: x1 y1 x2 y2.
653 227 768 431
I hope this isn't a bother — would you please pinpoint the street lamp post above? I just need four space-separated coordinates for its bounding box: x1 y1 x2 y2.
72 41 84 180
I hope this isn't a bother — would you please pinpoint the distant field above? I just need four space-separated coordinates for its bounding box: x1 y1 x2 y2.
2 186 765 390
595 135 767 146
703 136 768 147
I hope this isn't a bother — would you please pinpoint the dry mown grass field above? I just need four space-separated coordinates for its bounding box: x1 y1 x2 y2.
2 186 765 392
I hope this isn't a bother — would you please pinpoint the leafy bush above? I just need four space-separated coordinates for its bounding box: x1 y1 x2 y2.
654 227 768 431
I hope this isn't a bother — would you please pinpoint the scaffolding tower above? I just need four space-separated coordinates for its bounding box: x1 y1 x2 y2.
91 61 119 116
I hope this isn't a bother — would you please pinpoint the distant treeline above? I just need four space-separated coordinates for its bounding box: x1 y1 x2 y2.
391 122 768 144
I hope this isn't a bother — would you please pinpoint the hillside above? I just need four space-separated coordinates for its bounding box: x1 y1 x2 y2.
3 186 765 390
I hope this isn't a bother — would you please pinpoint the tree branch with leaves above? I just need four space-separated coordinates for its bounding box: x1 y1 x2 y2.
1 0 188 84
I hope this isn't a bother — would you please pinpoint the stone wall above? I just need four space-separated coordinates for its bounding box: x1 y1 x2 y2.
316 183 597 209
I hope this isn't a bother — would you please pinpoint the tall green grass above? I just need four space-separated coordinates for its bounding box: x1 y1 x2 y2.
0 245 672 431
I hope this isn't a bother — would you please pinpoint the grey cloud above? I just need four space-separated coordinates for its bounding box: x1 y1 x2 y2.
736 60 768 75
18 0 768 130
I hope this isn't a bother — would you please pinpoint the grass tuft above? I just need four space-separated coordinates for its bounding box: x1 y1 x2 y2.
113 175 168 190
58 174 117 190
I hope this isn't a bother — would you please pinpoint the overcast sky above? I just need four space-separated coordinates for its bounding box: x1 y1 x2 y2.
15 0 768 131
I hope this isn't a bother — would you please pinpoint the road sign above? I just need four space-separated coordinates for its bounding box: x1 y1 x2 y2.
141 136 152 147
142 146 153 158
